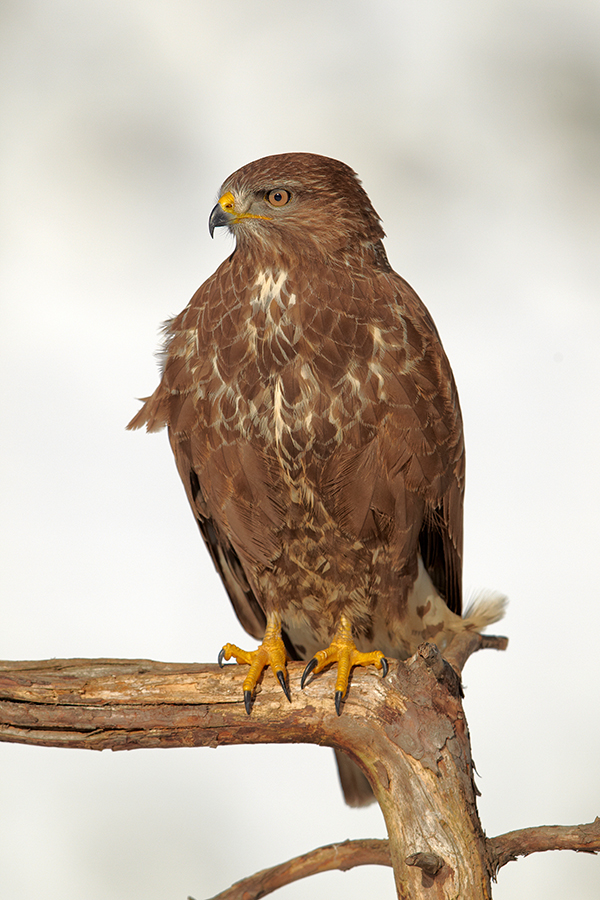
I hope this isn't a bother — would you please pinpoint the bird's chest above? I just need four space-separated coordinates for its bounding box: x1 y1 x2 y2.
196 269 372 463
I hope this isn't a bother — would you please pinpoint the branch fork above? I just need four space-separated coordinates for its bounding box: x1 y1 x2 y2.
1 633 597 898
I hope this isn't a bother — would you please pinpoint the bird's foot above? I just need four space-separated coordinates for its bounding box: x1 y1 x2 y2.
218 612 290 714
301 615 388 715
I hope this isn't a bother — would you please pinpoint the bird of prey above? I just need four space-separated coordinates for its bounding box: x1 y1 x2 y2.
128 153 505 805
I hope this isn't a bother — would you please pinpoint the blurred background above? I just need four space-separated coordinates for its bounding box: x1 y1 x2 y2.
1 1 599 898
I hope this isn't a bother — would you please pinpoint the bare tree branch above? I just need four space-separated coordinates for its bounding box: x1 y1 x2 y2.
488 819 600 874
196 838 391 900
0 651 496 898
14 643 595 898
2 643 595 898
443 631 509 675
193 818 600 900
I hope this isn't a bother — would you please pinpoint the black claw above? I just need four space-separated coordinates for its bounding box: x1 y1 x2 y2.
244 690 252 715
277 670 291 702
218 648 226 668
301 657 318 689
381 657 389 677
334 690 343 716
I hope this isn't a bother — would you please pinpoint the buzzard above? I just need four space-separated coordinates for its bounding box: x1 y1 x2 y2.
128 153 504 805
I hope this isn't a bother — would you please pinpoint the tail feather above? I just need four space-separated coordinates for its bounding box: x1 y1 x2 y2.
334 750 376 807
461 590 508 632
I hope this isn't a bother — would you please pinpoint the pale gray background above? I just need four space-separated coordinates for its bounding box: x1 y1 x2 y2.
1 1 599 898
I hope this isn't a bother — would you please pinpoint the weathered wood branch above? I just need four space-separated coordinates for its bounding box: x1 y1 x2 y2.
2 640 595 898
0 630 499 750
199 837 392 900
443 632 509 674
195 818 600 900
0 641 500 899
488 819 600 874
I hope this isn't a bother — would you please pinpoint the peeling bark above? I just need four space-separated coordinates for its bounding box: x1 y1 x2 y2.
1 638 596 899
0 646 490 898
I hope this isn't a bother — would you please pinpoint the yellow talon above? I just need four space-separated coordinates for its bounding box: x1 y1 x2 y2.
301 615 388 714
218 612 290 713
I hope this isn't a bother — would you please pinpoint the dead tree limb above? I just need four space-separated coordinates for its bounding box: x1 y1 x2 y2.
199 837 391 900
0 641 496 899
488 819 600 874
1 640 597 898
188 816 600 900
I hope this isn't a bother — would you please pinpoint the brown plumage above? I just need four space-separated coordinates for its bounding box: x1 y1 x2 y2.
128 153 504 805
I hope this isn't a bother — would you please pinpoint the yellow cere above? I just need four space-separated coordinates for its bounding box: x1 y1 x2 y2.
218 190 271 223
218 190 236 212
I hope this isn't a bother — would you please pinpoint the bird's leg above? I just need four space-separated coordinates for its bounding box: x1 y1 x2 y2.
301 615 388 715
218 611 290 714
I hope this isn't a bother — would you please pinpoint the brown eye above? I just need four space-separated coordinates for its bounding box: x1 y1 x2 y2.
266 189 291 207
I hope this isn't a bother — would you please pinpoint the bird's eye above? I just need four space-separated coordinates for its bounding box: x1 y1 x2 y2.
266 189 291 207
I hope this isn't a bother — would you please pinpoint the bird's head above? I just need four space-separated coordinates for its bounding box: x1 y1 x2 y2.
208 152 386 263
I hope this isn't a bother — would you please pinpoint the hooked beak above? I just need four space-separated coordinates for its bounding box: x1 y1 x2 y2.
208 189 271 237
208 192 235 237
